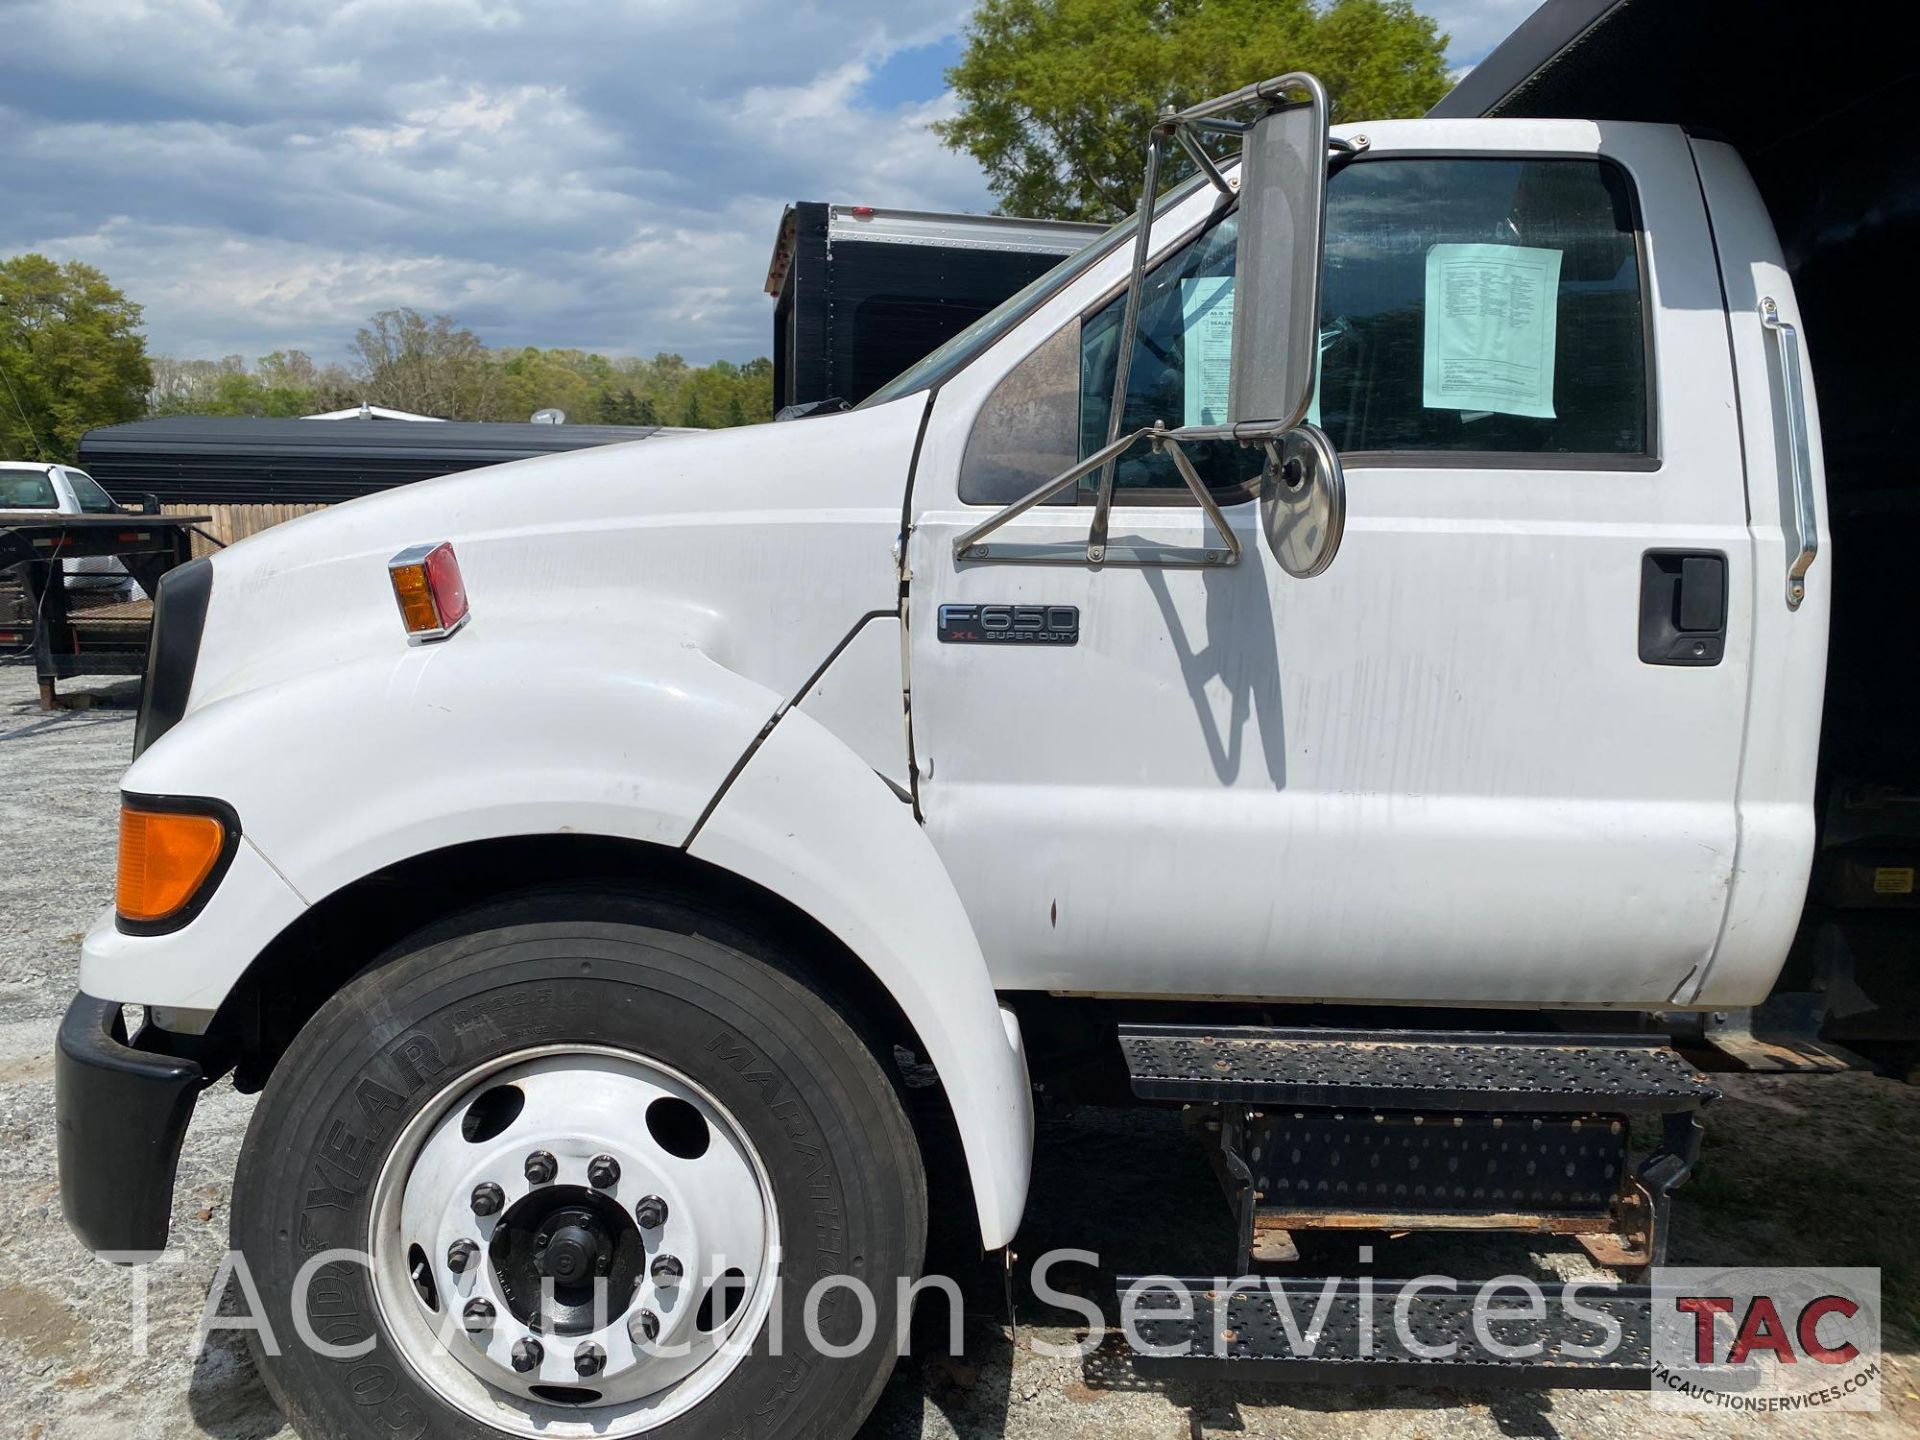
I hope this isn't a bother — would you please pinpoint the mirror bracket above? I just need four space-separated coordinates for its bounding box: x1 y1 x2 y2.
952 423 1242 568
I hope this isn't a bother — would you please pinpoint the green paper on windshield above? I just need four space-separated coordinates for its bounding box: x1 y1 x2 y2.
1181 276 1235 426
1422 243 1562 419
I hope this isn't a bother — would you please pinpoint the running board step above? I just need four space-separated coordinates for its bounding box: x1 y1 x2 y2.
1118 1275 1653 1388
1119 1025 1719 1114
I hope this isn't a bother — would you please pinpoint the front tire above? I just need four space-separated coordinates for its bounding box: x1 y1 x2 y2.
232 890 927 1440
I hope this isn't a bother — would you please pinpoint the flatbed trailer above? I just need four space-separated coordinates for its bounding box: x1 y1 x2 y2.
0 512 207 708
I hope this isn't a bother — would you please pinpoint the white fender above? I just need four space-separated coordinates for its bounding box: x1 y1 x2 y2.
81 622 782 1009
689 707 1034 1249
82 622 1035 1246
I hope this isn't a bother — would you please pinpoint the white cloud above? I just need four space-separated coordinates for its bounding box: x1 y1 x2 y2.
0 0 1541 365
1 0 985 363
1422 0 1546 68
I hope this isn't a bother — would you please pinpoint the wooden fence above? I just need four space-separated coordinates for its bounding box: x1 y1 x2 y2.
162 503 330 559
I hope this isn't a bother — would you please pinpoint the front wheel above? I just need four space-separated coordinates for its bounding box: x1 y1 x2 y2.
232 891 927 1439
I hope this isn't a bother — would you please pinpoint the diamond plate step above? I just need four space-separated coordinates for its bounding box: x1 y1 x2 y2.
1120 1025 1719 1114
1119 1275 1655 1388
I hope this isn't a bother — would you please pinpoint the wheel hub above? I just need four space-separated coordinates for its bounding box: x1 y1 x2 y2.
489 1188 642 1334
369 1048 778 1438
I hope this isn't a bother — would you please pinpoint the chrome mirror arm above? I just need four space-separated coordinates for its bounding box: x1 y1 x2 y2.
951 422 1240 569
1157 427 1241 567
951 427 1149 561
1090 119 1171 553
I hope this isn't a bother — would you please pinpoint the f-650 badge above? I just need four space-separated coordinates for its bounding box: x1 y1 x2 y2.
937 604 1079 646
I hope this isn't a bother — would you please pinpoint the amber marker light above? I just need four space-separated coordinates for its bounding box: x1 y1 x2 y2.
388 541 471 642
117 802 232 928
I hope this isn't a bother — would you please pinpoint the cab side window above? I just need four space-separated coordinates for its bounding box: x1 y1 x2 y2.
1316 157 1648 458
1076 155 1650 495
0 471 58 509
1079 211 1256 494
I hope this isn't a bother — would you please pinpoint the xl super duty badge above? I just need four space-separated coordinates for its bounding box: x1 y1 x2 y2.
937 604 1079 646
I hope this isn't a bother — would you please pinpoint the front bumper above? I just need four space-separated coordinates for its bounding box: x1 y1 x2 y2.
55 994 207 1258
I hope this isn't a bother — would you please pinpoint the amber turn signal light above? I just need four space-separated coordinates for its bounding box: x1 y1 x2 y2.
117 804 230 926
389 541 470 641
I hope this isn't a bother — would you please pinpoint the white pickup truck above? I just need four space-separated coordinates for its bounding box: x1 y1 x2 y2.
0 460 140 593
54 16 1899 1436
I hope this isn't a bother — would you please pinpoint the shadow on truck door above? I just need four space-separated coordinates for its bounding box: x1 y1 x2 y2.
1139 560 1287 789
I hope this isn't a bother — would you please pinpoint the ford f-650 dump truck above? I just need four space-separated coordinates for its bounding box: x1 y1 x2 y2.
53 1 1911 1430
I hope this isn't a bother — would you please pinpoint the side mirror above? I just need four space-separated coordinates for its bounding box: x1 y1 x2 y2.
952 70 1349 576
1229 97 1328 432
1229 80 1347 579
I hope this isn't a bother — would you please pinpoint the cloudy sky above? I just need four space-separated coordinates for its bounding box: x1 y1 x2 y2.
0 0 1541 367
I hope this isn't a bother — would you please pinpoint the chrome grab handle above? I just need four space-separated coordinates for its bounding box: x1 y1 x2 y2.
1760 296 1818 610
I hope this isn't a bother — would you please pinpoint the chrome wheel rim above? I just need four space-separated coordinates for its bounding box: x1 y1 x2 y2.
368 1044 778 1437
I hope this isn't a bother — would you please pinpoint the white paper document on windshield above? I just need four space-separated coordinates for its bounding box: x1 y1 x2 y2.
1422 243 1562 420
1181 275 1235 427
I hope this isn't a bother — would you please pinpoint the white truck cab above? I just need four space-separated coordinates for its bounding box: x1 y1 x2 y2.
53 50 1866 1440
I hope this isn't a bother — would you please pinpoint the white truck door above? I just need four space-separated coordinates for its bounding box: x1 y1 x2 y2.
908 120 1753 1007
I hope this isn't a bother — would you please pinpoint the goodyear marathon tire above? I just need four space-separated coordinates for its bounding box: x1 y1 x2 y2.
232 890 927 1440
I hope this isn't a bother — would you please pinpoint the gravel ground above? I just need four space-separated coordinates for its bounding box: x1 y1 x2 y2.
3 661 1918 1440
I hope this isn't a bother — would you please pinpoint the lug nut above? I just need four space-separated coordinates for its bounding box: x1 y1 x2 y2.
573 1341 606 1378
634 1194 669 1229
523 1150 557 1185
650 1253 683 1285
510 1337 543 1373
628 1309 661 1345
462 1297 496 1332
446 1239 479 1274
587 1154 621 1188
470 1181 505 1217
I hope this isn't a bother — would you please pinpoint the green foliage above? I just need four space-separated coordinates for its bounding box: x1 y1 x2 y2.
149 313 773 430
0 254 152 461
3 255 772 437
938 0 1452 221
150 352 357 418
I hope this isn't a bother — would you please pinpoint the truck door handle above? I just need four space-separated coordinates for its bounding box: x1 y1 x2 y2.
1760 296 1818 610
1639 551 1727 666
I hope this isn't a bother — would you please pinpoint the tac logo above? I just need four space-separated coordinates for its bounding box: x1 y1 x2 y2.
1652 1267 1882 1413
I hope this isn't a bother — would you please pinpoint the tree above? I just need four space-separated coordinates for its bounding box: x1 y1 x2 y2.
937 0 1451 221
494 345 598 423
350 307 497 419
144 318 774 433
148 349 357 418
0 254 152 460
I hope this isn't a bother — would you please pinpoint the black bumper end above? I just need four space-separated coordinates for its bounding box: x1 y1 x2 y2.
55 994 206 1260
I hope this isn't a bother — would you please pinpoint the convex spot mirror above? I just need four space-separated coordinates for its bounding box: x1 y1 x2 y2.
1260 424 1344 579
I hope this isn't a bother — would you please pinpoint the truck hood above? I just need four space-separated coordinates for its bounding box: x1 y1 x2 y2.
178 395 925 721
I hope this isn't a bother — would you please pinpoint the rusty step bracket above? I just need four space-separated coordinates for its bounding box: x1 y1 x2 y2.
1127 1025 1716 1271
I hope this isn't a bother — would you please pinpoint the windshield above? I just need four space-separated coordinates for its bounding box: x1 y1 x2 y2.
65 469 120 513
858 172 1211 408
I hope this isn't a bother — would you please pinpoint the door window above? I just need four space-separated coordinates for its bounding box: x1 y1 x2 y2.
63 469 121 513
1075 155 1651 495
